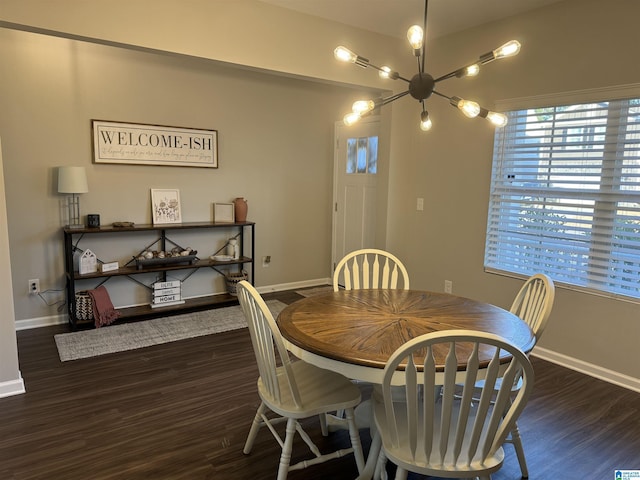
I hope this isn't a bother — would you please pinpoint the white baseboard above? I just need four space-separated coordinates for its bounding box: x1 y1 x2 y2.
15 313 66 331
256 278 331 294
0 371 25 398
532 346 640 393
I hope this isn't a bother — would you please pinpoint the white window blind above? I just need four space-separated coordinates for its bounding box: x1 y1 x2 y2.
485 98 640 301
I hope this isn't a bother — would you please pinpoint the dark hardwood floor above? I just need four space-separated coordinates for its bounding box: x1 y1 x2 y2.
1 288 639 479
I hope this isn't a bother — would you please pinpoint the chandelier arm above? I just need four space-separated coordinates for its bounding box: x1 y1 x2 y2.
433 89 491 108
433 62 480 83
368 63 411 83
433 71 457 83
432 90 450 101
380 90 412 106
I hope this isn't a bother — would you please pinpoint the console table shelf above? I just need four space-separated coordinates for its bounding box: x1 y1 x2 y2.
71 257 252 280
63 221 255 329
109 294 241 323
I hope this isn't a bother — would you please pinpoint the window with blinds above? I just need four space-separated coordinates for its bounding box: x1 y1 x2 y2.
485 98 640 301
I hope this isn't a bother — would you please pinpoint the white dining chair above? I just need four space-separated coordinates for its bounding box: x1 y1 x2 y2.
510 273 555 342
371 330 535 480
331 248 410 423
237 281 365 480
502 273 555 477
333 249 410 291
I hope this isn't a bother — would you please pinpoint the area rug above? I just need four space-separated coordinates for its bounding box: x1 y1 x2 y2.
295 285 333 297
54 300 287 362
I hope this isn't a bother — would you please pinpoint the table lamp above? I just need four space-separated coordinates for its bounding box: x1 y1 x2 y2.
58 166 88 229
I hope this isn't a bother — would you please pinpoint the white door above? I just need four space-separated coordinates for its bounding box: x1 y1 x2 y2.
332 118 380 270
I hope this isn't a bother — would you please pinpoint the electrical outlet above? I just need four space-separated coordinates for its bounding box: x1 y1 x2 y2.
28 278 40 295
444 280 453 294
416 197 424 211
262 255 271 267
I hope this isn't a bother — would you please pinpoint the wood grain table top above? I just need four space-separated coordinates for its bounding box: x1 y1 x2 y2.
277 289 535 372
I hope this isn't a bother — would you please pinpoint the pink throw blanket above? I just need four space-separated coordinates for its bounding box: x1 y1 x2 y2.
88 285 121 328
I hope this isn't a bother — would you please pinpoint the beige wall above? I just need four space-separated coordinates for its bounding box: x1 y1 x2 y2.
1 0 639 391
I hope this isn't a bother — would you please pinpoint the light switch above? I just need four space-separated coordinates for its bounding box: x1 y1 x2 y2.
417 197 424 211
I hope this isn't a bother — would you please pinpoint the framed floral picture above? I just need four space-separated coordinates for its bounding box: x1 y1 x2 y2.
151 189 182 224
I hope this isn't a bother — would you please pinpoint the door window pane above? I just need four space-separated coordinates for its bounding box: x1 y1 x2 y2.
347 136 378 174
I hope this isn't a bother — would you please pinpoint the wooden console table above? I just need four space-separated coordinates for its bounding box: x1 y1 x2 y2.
63 221 254 329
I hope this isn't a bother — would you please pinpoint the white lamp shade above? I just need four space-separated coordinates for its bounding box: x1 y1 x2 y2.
58 166 88 194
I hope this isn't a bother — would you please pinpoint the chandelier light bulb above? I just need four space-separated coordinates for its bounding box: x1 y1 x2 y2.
420 111 433 131
493 40 521 59
459 100 481 118
379 66 400 80
352 100 376 114
343 112 361 126
407 25 424 51
379 66 392 79
486 111 508 127
465 64 480 76
334 46 357 63
451 97 481 118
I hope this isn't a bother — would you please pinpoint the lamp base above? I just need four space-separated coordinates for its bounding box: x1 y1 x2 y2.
65 195 84 230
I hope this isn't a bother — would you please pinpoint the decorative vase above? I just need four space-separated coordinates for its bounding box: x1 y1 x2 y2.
234 197 248 222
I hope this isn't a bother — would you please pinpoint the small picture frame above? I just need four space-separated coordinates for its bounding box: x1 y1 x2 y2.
151 189 182 224
213 203 235 223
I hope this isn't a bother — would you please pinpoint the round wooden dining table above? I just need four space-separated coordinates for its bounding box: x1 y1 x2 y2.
278 289 535 480
277 288 535 385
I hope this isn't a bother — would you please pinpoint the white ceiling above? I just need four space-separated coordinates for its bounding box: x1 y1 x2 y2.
259 0 566 39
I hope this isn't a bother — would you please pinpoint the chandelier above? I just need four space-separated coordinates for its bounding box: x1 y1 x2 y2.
334 0 521 131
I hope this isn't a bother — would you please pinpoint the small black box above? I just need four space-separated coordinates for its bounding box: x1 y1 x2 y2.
87 214 100 228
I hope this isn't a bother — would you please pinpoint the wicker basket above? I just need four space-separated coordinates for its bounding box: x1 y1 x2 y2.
225 270 248 296
74 291 94 321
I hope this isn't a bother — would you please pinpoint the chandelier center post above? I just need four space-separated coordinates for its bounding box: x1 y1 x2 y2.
409 72 435 101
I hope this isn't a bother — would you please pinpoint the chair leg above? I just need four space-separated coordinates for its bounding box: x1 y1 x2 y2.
356 431 381 480
276 417 297 480
510 421 529 478
393 467 408 480
374 446 387 480
344 407 365 473
243 402 267 454
319 413 329 436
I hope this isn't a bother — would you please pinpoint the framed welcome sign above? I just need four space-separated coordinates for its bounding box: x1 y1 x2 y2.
92 120 218 168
